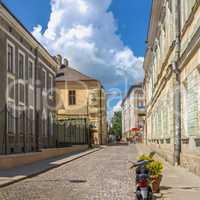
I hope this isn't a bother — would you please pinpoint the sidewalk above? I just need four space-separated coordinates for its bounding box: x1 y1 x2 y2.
135 144 200 200
0 147 102 188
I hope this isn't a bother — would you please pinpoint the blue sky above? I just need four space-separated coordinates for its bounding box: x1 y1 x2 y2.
2 0 151 114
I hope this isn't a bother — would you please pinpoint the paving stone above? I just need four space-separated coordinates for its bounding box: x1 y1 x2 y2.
0 145 137 200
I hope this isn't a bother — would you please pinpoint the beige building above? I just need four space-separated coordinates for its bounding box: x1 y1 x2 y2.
56 59 107 145
144 0 200 174
121 84 145 141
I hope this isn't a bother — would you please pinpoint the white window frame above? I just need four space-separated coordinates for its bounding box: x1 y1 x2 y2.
7 100 16 136
7 74 15 102
6 41 16 135
6 39 15 75
28 86 35 108
42 68 47 95
28 58 35 86
28 58 35 109
18 80 26 105
18 49 26 80
49 73 53 99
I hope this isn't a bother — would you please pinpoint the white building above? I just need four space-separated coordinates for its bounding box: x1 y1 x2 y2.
121 84 145 141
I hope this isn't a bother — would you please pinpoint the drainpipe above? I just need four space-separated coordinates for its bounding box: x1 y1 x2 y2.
35 47 39 151
100 87 103 145
173 0 181 166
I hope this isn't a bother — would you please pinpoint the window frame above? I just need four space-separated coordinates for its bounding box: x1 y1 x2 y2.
18 80 25 105
18 49 26 80
49 73 54 98
7 100 16 136
68 90 76 105
7 40 15 75
28 58 35 86
7 75 15 102
42 68 47 94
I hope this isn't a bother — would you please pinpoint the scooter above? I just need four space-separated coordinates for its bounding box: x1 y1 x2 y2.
130 152 155 200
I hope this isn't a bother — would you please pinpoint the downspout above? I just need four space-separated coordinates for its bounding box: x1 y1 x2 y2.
144 82 148 145
100 86 102 145
173 0 181 166
35 47 39 151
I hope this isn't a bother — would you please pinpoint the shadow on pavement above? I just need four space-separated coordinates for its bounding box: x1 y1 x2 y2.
0 149 90 178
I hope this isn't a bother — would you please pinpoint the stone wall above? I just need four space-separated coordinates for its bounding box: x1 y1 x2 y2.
0 145 88 170
148 144 200 177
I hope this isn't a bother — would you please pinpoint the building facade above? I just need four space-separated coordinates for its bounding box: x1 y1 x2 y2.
56 59 108 145
144 0 200 174
121 84 145 142
0 3 58 154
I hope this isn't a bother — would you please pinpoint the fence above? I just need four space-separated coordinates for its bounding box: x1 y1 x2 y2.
0 105 37 155
54 118 90 146
0 104 91 155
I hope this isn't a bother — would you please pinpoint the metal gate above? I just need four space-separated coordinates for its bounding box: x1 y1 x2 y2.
55 119 89 146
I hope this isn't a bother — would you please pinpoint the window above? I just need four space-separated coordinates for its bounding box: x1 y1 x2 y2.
41 69 47 91
28 89 34 107
18 82 25 104
7 77 15 100
28 59 34 85
7 103 15 135
69 90 76 105
18 51 25 79
28 108 34 136
48 74 53 97
7 42 14 74
184 70 199 136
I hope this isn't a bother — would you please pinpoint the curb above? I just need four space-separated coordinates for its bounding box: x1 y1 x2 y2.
0 147 103 188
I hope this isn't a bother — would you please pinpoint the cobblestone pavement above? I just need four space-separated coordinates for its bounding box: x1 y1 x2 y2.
0 145 137 200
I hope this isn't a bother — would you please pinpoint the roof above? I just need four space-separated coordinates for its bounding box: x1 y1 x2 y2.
56 65 99 82
121 83 143 106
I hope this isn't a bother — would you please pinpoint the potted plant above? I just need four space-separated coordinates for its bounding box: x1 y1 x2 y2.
139 154 163 193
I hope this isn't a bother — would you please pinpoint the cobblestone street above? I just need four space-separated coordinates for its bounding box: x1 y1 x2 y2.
0 145 136 200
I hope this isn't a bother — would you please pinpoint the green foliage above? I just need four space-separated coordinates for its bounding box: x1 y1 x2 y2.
110 111 122 137
147 160 163 176
139 154 152 161
138 154 164 176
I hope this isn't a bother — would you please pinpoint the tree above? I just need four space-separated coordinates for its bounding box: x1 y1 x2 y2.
110 111 122 137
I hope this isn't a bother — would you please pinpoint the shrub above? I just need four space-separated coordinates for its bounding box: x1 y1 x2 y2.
146 160 163 176
138 153 164 176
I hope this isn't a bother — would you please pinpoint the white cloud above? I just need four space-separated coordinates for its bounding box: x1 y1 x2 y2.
32 0 144 87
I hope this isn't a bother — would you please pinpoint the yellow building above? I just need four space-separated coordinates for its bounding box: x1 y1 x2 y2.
56 58 107 145
144 0 200 175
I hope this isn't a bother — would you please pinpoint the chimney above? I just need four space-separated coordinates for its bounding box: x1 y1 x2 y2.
63 58 69 67
56 54 62 65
